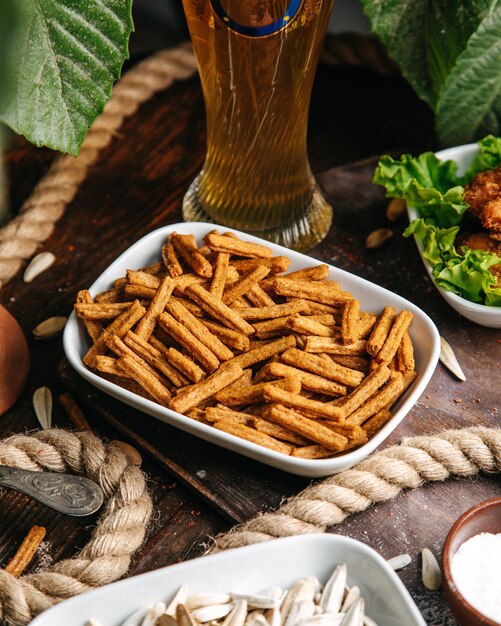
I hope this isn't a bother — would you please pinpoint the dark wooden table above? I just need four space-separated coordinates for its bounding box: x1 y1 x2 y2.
1 45 500 626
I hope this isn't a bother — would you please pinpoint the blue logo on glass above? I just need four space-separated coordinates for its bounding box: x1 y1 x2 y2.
210 0 303 37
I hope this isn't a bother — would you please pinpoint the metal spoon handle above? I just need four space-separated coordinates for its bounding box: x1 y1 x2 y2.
0 466 104 516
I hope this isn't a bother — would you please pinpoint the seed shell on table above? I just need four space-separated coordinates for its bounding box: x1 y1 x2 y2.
386 554 411 571
33 386 52 430
365 229 393 250
439 336 466 381
23 251 56 283
421 548 442 591
386 198 406 222
32 316 67 340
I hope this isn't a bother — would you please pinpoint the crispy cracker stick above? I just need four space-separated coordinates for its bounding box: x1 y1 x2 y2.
273 277 353 305
127 270 161 290
253 316 293 339
186 284 255 335
124 331 194 385
170 363 244 413
210 252 229 299
95 355 131 378
83 300 146 368
166 299 234 361
366 305 397 356
249 416 310 445
169 296 204 317
172 233 213 278
162 234 183 278
223 265 270 305
266 362 348 396
165 348 204 384
230 256 291 273
214 420 293 454
158 311 220 372
329 354 370 373
117 355 172 405
101 373 155 401
376 310 413 364
355 312 377 340
288 314 338 338
107 335 173 389
173 273 209 295
135 275 175 340
268 405 348 450
215 376 301 406
341 298 360 345
246 283 276 307
345 372 404 425
208 369 252 399
200 319 250 352
263 386 344 420
204 232 273 258
205 405 253 424
318 420 365 440
402 369 418 393
228 335 296 369
304 337 367 356
74 302 132 319
335 364 390 418
397 331 415 372
291 445 334 459
363 409 393 438
6 526 46 577
237 300 308 321
287 298 343 317
280 348 364 387
76 290 103 342
124 284 155 300
285 264 330 281
95 287 123 303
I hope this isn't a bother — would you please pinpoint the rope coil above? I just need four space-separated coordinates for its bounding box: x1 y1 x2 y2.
0 429 152 626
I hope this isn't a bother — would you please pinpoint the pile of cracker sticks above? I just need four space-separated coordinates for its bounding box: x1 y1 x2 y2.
75 230 417 459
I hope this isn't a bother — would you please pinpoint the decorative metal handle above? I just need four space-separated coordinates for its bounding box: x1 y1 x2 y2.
0 466 104 516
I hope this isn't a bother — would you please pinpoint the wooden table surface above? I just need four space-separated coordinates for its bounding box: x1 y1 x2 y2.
1 46 500 626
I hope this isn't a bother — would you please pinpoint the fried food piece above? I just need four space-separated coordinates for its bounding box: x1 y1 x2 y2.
273 277 353 305
265 361 348 396
162 234 183 278
185 284 255 335
280 348 364 387
231 256 291 274
215 376 301 406
461 232 501 286
263 385 345 420
376 310 413 364
304 337 367 356
341 299 360 345
117 355 172 405
223 265 270 305
366 306 397 357
268 406 348 451
214 420 293 454
464 165 501 240
135 275 175 340
205 233 273 258
75 290 103 342
172 233 213 277
210 252 230 299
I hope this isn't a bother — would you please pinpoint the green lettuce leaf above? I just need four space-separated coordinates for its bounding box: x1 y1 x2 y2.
374 153 468 227
404 218 501 304
462 134 501 182
0 0 134 155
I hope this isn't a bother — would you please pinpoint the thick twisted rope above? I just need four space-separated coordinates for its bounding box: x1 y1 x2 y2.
211 427 501 551
0 429 153 626
0 43 197 289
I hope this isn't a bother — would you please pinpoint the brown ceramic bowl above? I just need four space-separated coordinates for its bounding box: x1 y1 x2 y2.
443 498 501 626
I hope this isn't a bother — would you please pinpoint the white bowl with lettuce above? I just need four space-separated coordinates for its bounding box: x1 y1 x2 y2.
374 136 501 328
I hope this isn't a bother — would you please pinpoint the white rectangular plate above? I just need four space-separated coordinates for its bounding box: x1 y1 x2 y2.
30 534 426 626
63 222 440 477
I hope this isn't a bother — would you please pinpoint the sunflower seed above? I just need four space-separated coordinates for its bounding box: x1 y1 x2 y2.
421 548 442 591
284 600 315 626
120 606 153 626
141 603 167 626
365 229 393 250
177 605 198 626
319 564 347 614
166 586 189 616
281 579 316 621
297 614 345 626
363 618 379 626
264 607 280 626
341 587 359 613
192 605 233 622
246 614 269 626
386 554 411 571
33 386 52 429
156 616 178 626
23 252 56 283
439 336 466 381
232 589 281 610
386 198 406 222
86 620 104 626
222 600 248 626
33 316 67 340
186 595 232 610
340 599 364 626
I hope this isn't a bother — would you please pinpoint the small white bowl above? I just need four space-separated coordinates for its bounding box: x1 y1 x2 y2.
63 222 439 477
407 143 501 328
30 534 426 626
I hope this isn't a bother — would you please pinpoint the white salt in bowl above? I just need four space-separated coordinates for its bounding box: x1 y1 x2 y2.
407 144 501 328
64 222 440 477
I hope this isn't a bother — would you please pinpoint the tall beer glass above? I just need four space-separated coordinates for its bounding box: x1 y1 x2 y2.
182 0 335 251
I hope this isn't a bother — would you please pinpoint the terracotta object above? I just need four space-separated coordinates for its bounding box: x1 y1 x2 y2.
443 498 501 626
0 305 30 415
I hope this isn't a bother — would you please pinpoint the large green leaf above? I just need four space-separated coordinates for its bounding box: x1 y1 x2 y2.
0 0 133 155
436 6 501 145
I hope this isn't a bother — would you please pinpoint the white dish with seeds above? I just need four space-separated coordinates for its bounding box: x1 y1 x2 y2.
63 222 439 477
29 535 426 626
